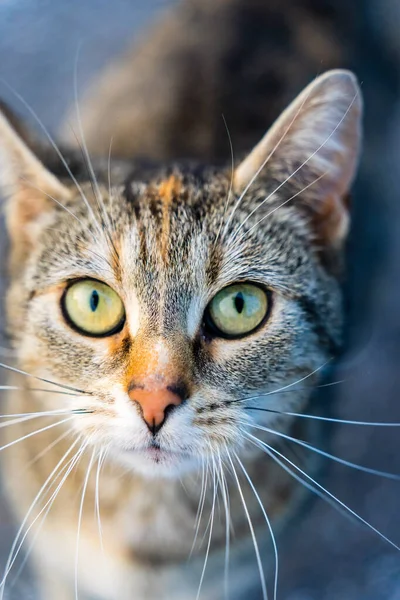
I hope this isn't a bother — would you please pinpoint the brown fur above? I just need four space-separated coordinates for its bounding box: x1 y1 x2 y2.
61 0 363 163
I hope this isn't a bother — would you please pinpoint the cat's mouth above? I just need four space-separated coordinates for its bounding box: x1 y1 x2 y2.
124 441 192 465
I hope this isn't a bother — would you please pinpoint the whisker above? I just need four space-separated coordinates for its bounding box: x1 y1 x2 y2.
222 75 318 240
243 421 400 481
0 362 91 395
213 114 235 250
0 78 104 243
244 406 400 427
229 91 359 244
75 447 96 600
246 433 400 553
8 438 86 589
231 361 331 406
72 133 118 266
0 437 84 594
22 388 81 397
0 409 79 420
226 448 268 600
244 434 359 524
233 451 278 600
233 171 327 246
0 387 20 391
230 380 346 406
107 137 118 240
190 456 209 558
8 432 75 587
0 411 75 431
73 47 120 265
0 417 75 453
95 446 113 591
196 451 217 600
26 428 74 469
216 448 230 600
0 386 82 397
95 447 106 556
197 452 219 550
19 175 91 234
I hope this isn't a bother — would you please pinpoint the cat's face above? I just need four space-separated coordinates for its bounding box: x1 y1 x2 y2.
1 70 362 477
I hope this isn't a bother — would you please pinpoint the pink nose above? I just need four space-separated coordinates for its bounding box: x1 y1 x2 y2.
128 383 183 433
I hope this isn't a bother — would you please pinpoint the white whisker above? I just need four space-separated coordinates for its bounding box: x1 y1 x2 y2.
26 428 74 469
0 417 75 453
0 438 84 595
191 456 208 558
222 76 318 239
234 451 278 600
0 78 104 243
73 46 119 264
216 448 230 600
0 361 89 395
245 405 400 427
2 387 82 396
233 171 327 246
196 451 217 600
95 446 107 557
226 447 268 600
0 411 72 431
75 447 96 600
243 421 400 481
247 433 400 552
214 114 235 249
0 387 21 391
19 175 91 233
0 409 75 421
236 361 331 405
229 91 358 243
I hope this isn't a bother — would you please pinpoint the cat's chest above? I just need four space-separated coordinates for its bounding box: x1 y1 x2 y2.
30 474 259 600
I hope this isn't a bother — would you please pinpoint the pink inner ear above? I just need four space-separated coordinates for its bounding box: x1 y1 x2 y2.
310 192 350 248
0 109 72 267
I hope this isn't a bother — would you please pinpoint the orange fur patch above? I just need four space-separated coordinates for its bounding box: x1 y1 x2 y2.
158 175 181 262
124 336 192 394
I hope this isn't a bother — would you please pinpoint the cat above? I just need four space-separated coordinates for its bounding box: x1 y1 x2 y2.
0 65 361 599
0 0 366 598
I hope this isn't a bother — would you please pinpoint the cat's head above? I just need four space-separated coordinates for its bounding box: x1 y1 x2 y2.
0 70 362 477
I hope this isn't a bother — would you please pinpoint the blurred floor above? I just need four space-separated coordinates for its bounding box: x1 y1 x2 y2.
0 1 399 599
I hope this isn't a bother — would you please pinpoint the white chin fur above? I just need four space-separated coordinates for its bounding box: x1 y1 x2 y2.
110 446 200 479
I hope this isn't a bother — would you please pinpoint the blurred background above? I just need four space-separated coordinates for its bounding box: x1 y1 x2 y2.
0 1 400 598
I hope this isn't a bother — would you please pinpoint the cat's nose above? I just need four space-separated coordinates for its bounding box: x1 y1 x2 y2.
128 381 187 434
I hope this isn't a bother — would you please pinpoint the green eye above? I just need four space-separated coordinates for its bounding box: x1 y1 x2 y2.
62 280 125 336
206 283 269 338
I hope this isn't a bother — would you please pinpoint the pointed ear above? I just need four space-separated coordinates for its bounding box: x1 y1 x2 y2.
234 70 362 247
0 107 71 265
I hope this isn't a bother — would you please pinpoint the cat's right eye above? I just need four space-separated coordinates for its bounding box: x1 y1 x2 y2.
62 279 125 337
205 283 270 339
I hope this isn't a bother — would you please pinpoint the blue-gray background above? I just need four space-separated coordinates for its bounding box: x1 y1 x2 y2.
0 1 400 599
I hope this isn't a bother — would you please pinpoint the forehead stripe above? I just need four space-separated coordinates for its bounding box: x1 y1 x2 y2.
158 175 181 262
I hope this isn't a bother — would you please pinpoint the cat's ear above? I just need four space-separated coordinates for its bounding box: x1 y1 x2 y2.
0 106 70 264
234 70 362 247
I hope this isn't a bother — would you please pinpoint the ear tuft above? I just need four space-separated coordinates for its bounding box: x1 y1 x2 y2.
234 69 363 247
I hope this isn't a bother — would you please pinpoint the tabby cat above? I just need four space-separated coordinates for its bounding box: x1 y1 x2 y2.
0 2 363 600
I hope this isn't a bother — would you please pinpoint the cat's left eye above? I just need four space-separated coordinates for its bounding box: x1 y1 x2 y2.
62 279 125 337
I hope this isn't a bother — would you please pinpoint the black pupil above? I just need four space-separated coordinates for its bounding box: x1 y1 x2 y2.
90 290 100 312
234 292 245 314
